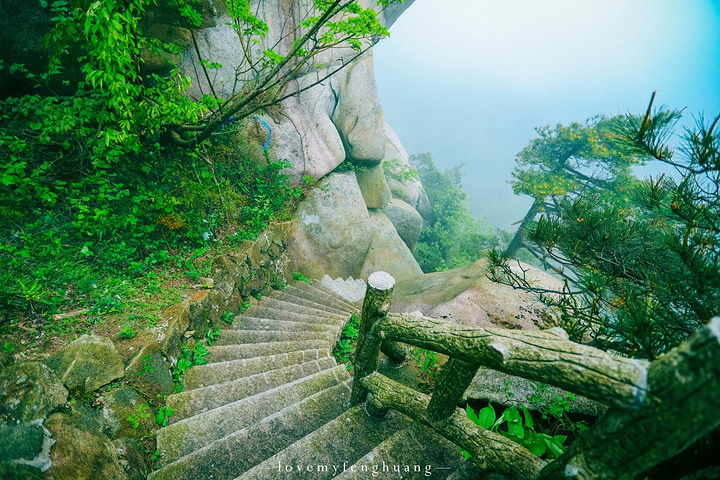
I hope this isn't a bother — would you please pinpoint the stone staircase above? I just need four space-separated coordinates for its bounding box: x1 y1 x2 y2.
148 280 473 480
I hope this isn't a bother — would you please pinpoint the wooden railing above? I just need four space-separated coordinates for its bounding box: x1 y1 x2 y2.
350 271 720 480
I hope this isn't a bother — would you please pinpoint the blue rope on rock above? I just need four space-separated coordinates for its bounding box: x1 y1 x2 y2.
253 116 272 149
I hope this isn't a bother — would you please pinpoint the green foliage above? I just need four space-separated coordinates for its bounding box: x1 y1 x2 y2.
118 326 138 340
237 300 251 315
411 153 509 272
293 273 312 284
506 116 643 259
206 326 221 345
127 404 151 429
3 342 14 354
221 310 234 325
155 404 174 427
334 314 360 368
382 158 419 182
137 354 154 376
171 341 210 392
493 97 720 358
409 347 438 375
464 403 567 459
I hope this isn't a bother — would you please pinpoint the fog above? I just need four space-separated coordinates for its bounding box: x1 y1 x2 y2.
374 0 720 231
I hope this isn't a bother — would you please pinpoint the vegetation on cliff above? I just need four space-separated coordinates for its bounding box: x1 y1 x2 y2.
0 0 395 350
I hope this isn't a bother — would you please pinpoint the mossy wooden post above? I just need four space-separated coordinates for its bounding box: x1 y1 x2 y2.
351 271 395 405
427 358 480 420
539 317 720 480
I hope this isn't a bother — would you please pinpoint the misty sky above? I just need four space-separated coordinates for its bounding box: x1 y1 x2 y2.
374 0 720 231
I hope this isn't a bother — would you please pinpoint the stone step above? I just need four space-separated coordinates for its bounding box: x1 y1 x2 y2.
243 306 344 327
271 290 353 317
212 329 334 346
205 340 331 364
183 348 332 390
233 316 340 336
320 275 367 304
308 279 362 309
249 297 347 321
157 365 350 464
167 357 338 423
235 405 412 480
333 422 466 480
288 282 358 312
148 379 353 480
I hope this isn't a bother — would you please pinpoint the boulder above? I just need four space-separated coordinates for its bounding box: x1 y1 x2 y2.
0 361 68 423
360 210 423 282
159 302 190 362
46 335 124 395
381 198 424 252
391 259 561 329
464 368 607 418
124 342 174 400
386 177 415 205
0 419 54 473
285 172 372 279
382 123 432 221
98 387 155 440
44 405 129 480
355 165 392 209
331 51 386 163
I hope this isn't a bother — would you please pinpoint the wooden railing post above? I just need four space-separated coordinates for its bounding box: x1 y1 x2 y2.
427 358 481 420
350 271 396 405
539 317 720 480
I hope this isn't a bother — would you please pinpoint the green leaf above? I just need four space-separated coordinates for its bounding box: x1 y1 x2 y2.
522 403 534 429
472 404 496 429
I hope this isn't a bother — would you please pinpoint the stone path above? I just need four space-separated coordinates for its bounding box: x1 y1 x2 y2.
149 280 478 480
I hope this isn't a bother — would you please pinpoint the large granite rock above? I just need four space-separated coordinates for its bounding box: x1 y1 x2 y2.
356 165 392 209
383 123 432 221
0 420 54 474
463 368 607 418
360 210 423 282
382 198 424 252
125 342 174 400
46 335 124 395
98 387 155 440
0 361 68 423
331 51 386 164
44 405 129 480
391 259 561 329
286 172 372 279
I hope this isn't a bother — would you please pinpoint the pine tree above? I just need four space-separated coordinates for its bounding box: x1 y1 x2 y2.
490 94 720 359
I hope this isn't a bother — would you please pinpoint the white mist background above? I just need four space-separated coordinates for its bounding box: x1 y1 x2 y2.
374 0 720 231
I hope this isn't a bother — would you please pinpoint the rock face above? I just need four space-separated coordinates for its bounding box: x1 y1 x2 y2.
286 172 372 279
356 165 392 209
0 362 68 423
99 387 155 440
382 198 424 252
125 342 175 400
360 210 423 282
44 405 129 480
391 259 561 330
331 51 386 163
464 368 607 418
46 335 125 394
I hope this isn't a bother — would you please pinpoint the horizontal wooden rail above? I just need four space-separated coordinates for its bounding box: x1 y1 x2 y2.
361 372 546 480
377 313 649 409
538 316 720 480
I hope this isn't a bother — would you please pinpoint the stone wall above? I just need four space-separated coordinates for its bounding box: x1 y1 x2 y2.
159 222 296 361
